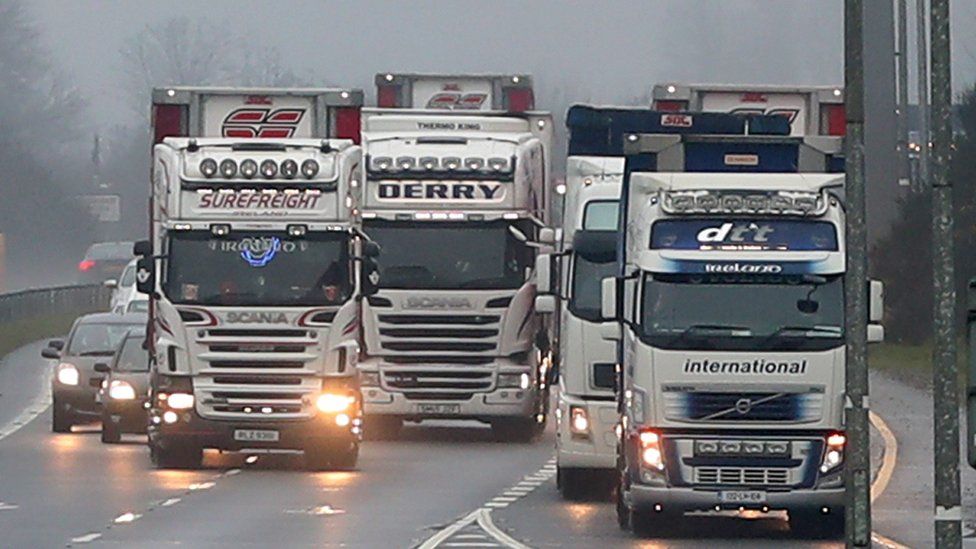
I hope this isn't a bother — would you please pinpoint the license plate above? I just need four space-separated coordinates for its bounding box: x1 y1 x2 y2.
415 403 461 415
233 429 279 442
719 490 766 504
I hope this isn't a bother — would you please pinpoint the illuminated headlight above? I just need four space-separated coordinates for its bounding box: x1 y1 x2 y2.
639 431 665 471
555 183 567 195
464 157 484 171
316 393 355 414
218 159 237 178
442 157 461 170
820 432 846 473
280 159 298 179
569 406 589 435
108 380 137 400
419 156 438 170
488 157 509 172
498 373 530 389
260 159 278 179
301 159 320 179
166 393 194 410
360 372 380 387
696 194 719 211
199 158 218 178
240 159 258 179
57 364 79 386
371 156 392 172
396 156 415 170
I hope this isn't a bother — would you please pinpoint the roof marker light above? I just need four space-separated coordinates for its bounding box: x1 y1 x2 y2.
666 85 677 94
199 158 218 178
301 159 320 179
240 159 258 179
219 159 237 178
166 89 176 97
384 74 394 82
260 159 278 179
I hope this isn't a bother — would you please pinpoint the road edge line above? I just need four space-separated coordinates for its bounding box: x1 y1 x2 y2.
476 508 531 549
416 510 481 549
869 410 909 549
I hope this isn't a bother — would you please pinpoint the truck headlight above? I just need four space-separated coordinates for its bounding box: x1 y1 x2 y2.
166 392 194 410
57 364 79 386
316 393 354 414
498 373 530 389
820 432 845 473
108 380 136 400
570 406 590 435
639 430 665 471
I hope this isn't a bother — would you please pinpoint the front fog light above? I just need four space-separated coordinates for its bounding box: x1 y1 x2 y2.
498 373 529 389
167 393 194 410
335 413 351 427
570 406 589 435
108 380 136 400
316 393 354 414
162 411 178 424
57 364 79 386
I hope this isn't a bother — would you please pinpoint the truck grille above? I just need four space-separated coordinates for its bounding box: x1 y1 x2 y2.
375 313 502 360
382 370 493 400
694 467 791 487
664 391 823 423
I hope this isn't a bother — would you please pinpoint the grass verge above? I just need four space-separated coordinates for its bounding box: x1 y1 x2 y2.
0 313 80 360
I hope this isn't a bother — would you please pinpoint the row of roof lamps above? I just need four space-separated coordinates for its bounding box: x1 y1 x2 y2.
369 156 512 173
661 190 831 216
198 158 322 180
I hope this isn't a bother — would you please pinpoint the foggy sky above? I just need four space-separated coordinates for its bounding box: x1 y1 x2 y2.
26 0 976 132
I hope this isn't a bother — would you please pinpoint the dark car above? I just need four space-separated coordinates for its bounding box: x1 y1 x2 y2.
42 312 146 433
96 329 150 443
77 241 134 285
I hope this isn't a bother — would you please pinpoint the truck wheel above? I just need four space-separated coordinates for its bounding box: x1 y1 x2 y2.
790 509 845 539
52 397 73 433
615 481 630 530
305 443 359 471
490 418 542 443
150 442 203 469
100 416 121 443
363 416 402 440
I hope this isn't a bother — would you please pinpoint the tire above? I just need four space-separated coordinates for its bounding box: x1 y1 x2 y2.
615 481 630 531
150 442 203 469
790 508 845 539
52 396 73 433
363 416 402 440
305 442 359 471
490 418 543 443
100 415 121 443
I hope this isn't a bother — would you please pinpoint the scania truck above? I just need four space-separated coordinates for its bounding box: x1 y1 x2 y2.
539 106 792 498
357 75 555 441
652 83 845 137
601 127 884 537
134 87 376 469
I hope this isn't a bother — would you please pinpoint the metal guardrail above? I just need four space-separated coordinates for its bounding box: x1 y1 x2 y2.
0 284 112 324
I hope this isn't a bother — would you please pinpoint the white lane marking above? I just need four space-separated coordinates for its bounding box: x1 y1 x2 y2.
0 502 19 511
0 371 52 443
188 481 215 490
452 534 491 540
113 512 141 523
70 533 102 544
484 502 510 508
418 510 482 549
869 411 910 549
475 510 530 549
161 498 181 507
491 497 519 503
224 468 242 476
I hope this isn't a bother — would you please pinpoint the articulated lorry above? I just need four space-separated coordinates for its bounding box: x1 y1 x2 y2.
601 121 884 537
652 83 845 137
357 74 555 441
538 106 791 497
135 87 376 469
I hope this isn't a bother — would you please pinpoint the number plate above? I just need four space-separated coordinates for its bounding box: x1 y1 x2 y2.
415 403 461 415
719 490 766 504
233 429 279 442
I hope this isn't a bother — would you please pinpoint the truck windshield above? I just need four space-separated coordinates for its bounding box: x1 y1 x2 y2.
163 231 351 306
570 255 616 322
365 220 533 290
640 273 844 351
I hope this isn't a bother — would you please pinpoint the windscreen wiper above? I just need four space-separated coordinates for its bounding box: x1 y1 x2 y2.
666 324 751 345
761 325 842 345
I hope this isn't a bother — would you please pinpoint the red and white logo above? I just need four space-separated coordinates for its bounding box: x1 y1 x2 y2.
425 93 488 110
222 108 306 138
661 113 694 127
728 107 801 124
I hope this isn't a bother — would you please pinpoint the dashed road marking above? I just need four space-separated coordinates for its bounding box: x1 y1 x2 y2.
161 498 181 507
70 533 102 544
0 502 19 511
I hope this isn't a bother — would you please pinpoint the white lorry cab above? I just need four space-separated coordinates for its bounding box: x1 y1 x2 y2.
134 87 377 470
357 81 556 441
605 124 884 537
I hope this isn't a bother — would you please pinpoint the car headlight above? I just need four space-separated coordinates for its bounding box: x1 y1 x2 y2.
820 432 846 473
498 373 530 389
108 380 136 400
360 372 380 387
166 392 194 410
57 364 79 386
316 393 354 414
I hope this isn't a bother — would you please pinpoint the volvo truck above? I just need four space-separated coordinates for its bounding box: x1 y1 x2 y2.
135 87 375 469
602 128 884 537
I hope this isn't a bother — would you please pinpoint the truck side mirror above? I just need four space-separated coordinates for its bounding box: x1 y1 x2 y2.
363 241 381 258
361 258 380 297
574 230 616 263
601 277 618 321
103 279 118 289
535 254 553 294
538 227 557 246
41 347 61 360
133 240 152 257
535 295 556 314
135 256 155 295
869 280 884 323
867 324 885 344
48 339 65 351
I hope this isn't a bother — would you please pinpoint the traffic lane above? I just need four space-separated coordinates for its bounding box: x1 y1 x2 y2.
492 478 840 548
93 421 555 547
0 340 51 430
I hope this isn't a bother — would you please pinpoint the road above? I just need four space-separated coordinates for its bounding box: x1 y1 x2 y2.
0 339 951 548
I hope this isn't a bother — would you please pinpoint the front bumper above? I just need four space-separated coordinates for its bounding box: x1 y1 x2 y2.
556 394 617 469
103 399 149 433
148 408 359 453
53 384 101 417
627 483 845 513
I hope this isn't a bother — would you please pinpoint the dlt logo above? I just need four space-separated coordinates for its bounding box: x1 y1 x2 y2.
697 222 775 243
222 108 306 138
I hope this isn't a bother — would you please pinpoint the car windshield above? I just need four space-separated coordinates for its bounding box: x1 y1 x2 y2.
67 323 139 356
640 273 844 351
114 336 149 372
365 220 534 290
570 255 616 322
163 231 351 306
